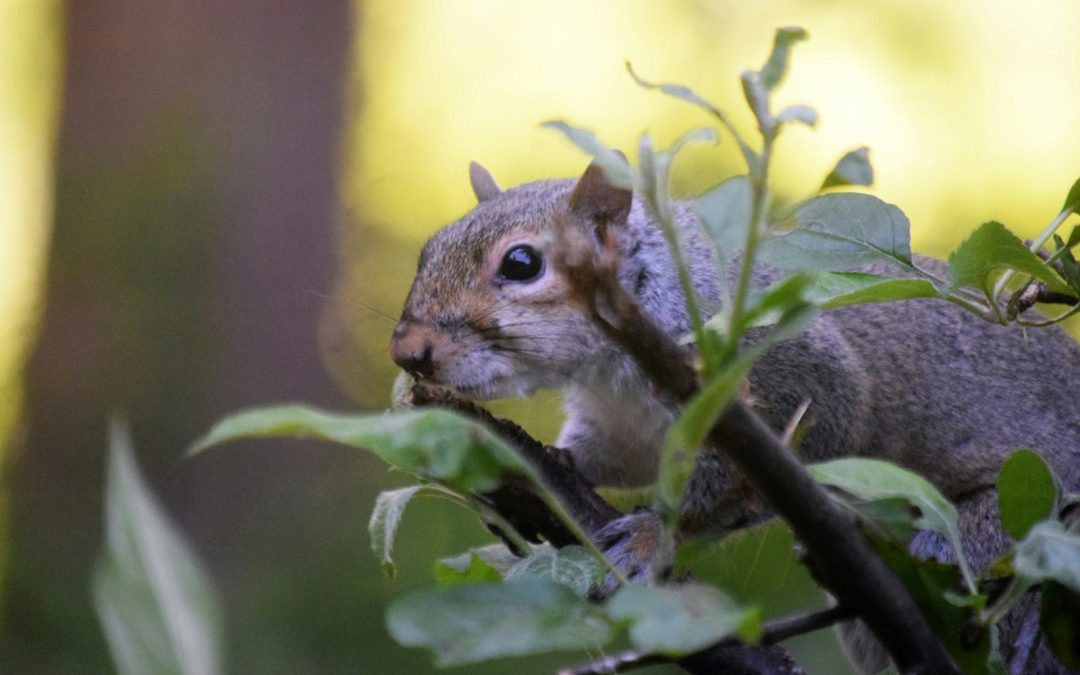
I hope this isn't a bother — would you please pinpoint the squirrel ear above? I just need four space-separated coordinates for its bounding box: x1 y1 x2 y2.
569 155 632 226
469 161 501 202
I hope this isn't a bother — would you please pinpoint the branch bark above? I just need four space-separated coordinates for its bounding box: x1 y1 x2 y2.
409 382 617 544
1011 281 1079 316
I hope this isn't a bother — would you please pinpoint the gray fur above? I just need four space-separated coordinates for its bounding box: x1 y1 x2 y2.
393 166 1080 673
469 160 502 202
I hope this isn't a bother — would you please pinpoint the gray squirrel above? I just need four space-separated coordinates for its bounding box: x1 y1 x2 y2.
390 159 1080 673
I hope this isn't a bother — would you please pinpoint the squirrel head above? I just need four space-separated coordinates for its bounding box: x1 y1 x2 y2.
390 159 633 400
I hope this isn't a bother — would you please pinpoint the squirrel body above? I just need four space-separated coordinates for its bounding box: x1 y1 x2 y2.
393 163 1080 497
391 161 1080 673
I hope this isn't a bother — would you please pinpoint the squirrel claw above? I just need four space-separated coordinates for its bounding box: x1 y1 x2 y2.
546 445 579 475
590 508 673 601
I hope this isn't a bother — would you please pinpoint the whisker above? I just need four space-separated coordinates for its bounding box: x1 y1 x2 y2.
471 295 522 323
358 346 392 362
314 289 400 325
473 318 582 334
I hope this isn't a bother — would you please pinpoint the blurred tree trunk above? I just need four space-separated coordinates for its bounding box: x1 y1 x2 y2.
1 0 354 670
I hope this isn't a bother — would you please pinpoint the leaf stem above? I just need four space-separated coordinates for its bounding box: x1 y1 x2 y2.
1017 301 1080 327
638 141 717 376
978 576 1031 627
942 292 999 323
726 132 774 359
646 191 715 375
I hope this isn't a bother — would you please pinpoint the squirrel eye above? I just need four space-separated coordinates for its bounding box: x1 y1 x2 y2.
498 245 544 283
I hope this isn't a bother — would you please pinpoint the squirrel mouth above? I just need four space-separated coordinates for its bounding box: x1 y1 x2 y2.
449 374 537 401
448 381 501 401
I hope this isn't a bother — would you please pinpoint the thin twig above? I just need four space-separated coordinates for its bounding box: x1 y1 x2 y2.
558 651 665 675
561 606 850 675
1010 281 1079 316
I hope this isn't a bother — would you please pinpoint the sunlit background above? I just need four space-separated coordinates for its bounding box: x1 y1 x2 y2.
2 0 1078 672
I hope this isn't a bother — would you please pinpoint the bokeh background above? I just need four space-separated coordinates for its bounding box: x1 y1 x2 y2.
2 0 1078 673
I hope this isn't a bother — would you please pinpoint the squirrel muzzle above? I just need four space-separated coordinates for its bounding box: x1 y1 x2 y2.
390 321 436 379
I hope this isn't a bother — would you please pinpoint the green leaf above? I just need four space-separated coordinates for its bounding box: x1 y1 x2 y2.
435 551 504 586
694 176 753 256
948 220 1072 297
659 351 756 510
983 520 1080 636
1040 580 1080 668
776 104 818 128
1062 176 1080 215
675 522 818 619
637 133 666 213
607 583 761 656
626 62 761 175
852 497 919 543
505 545 605 597
704 273 818 339
540 120 634 189
189 405 530 494
809 458 976 593
638 128 717 225
987 628 1009 675
1014 520 1080 593
94 419 224 675
759 26 809 91
1064 224 1080 250
802 272 940 308
872 540 991 674
370 485 428 577
386 580 614 666
759 193 915 272
625 62 725 118
740 71 771 132
739 273 816 334
391 370 414 410
1053 230 1080 293
996 449 1061 540
668 126 720 152
821 147 874 190
437 544 522 583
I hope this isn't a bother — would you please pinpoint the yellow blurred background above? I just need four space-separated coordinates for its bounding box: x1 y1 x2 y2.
2 0 1078 673
332 0 1080 407
349 0 1080 247
0 0 60 600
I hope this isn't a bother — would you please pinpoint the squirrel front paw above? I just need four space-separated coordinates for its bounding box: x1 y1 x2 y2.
591 508 673 600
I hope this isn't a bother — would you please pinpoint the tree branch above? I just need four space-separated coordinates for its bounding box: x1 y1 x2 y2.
551 219 961 675
408 381 618 543
408 381 806 675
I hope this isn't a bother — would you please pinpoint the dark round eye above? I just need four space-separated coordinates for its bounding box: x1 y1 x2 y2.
498 245 543 282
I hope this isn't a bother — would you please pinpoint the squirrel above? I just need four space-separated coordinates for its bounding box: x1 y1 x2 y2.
390 159 1080 674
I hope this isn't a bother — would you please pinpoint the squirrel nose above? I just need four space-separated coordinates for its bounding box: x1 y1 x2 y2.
390 325 436 379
